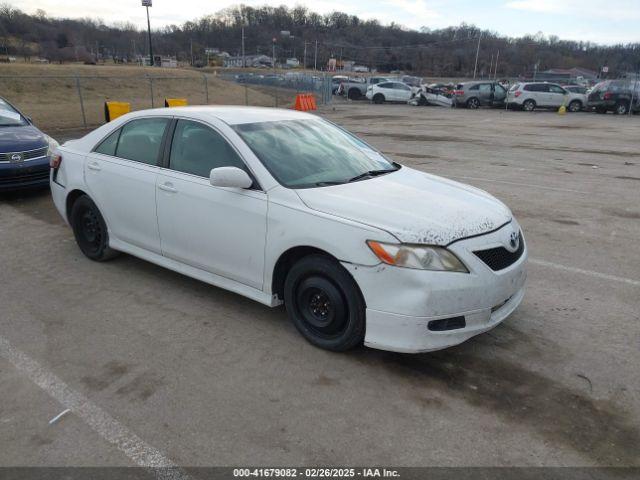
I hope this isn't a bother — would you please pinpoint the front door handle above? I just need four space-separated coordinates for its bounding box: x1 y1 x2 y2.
158 182 178 193
87 161 101 171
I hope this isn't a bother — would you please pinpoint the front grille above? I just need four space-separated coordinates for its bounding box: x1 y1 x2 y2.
0 147 48 162
474 232 524 271
0 169 49 185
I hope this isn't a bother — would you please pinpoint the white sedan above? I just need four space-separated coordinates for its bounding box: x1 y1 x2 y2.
50 106 527 353
365 81 414 104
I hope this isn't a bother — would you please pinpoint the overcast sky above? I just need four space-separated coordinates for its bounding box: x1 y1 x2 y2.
11 0 640 45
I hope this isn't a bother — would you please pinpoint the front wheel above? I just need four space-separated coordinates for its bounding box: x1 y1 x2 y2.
284 255 365 351
466 97 480 109
70 195 118 261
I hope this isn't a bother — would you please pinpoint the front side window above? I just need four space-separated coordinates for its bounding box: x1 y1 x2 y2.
233 119 397 189
378 82 392 89
478 84 492 93
169 120 246 178
116 118 169 165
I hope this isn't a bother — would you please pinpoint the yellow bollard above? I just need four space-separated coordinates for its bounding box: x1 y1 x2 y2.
558 105 567 115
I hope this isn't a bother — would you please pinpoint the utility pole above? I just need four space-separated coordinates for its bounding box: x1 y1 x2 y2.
190 39 193 66
142 0 154 66
303 41 308 69
272 37 276 73
314 39 318 71
489 53 493 80
241 26 245 68
494 50 499 79
473 32 481 79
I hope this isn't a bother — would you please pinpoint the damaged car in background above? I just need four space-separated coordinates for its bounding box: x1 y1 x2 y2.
409 83 453 107
50 106 527 354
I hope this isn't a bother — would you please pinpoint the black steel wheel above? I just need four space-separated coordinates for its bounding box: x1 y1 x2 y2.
284 254 365 351
70 195 118 261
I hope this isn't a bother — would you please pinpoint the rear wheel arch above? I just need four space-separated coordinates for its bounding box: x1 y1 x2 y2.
66 189 89 221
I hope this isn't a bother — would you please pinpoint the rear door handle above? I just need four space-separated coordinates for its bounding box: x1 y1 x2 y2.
158 182 178 193
87 161 101 171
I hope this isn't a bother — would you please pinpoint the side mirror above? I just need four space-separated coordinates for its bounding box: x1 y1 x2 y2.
210 166 253 189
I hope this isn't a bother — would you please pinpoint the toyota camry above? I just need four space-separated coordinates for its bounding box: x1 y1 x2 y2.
50 106 526 353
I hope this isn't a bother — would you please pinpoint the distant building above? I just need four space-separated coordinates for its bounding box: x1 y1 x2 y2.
535 67 599 84
139 55 177 67
286 58 300 68
224 54 273 68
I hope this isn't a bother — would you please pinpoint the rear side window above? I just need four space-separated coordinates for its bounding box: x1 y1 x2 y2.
549 85 566 94
169 120 246 178
378 82 392 88
116 118 169 165
525 84 548 92
94 129 121 156
469 84 479 90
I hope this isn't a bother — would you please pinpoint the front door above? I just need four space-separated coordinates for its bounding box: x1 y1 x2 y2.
156 119 268 289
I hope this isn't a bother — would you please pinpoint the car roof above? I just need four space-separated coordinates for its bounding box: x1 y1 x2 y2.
125 105 317 126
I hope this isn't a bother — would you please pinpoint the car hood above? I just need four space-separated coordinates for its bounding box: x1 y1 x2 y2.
0 125 47 152
296 166 512 245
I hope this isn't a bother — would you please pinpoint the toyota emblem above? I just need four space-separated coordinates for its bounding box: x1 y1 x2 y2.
509 231 519 250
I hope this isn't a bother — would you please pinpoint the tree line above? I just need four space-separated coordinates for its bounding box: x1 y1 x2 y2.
1 3 639 77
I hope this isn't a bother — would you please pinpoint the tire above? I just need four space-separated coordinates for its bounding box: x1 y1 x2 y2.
418 95 428 106
568 100 582 113
373 93 385 104
348 88 361 100
70 195 118 261
522 99 536 112
466 97 480 109
614 102 629 115
284 254 365 352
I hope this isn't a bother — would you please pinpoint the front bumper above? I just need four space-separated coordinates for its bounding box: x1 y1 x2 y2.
0 157 50 191
343 222 527 353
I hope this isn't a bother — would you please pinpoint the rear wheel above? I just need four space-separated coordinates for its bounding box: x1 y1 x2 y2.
522 99 536 112
614 102 629 115
373 93 385 104
284 254 365 351
466 97 480 109
348 88 361 100
70 195 118 261
568 100 582 112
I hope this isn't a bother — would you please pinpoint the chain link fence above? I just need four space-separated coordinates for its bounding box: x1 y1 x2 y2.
0 71 332 132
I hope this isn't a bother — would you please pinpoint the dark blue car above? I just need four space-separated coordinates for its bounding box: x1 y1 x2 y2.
0 97 56 191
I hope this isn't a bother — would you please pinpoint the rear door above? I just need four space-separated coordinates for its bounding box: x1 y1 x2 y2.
85 117 170 254
493 84 507 105
547 84 567 107
477 83 493 105
155 118 268 289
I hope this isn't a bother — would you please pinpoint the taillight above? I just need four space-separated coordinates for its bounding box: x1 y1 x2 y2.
603 92 613 100
453 90 464 96
50 154 62 169
514 91 522 98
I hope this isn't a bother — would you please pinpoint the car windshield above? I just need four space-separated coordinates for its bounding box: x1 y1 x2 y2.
0 100 27 127
233 119 398 188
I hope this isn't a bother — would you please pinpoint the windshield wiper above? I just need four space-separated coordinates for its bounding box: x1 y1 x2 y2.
347 167 398 183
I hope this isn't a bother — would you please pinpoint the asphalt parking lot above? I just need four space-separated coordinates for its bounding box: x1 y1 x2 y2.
1 104 639 469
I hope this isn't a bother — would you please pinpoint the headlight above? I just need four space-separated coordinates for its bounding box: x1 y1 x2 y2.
367 240 468 272
45 135 59 157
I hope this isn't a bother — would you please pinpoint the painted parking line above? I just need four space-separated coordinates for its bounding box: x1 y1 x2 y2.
0 336 188 480
530 258 640 287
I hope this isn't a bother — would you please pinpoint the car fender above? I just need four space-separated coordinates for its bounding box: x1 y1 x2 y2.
263 186 396 295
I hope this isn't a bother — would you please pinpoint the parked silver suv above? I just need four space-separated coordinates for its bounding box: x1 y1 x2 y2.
507 82 585 112
453 81 507 109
